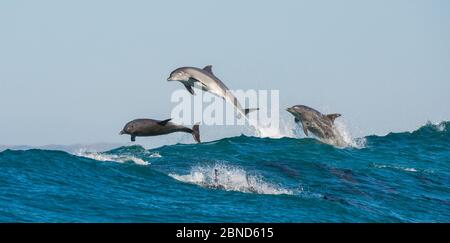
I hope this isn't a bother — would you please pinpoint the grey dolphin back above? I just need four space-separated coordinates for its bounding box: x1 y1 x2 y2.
204 65 259 118
158 118 172 126
203 65 213 74
202 65 231 91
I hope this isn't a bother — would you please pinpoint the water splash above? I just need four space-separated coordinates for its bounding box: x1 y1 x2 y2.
254 122 295 139
426 120 447 132
250 115 367 148
247 115 302 139
334 120 367 148
147 152 162 158
169 163 293 195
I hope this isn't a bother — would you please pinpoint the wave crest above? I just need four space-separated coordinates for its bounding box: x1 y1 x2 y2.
75 150 149 166
169 163 293 195
423 121 448 133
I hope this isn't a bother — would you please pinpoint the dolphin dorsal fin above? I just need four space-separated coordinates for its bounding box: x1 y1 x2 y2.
158 118 172 126
203 65 214 75
326 113 341 123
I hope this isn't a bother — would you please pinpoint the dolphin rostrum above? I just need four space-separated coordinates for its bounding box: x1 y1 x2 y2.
167 65 258 118
120 118 200 143
286 105 345 146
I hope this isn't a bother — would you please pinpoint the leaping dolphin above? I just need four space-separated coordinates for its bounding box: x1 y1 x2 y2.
286 105 345 146
120 118 200 143
167 65 258 118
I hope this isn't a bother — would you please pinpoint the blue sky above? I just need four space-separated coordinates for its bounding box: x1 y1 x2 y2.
1 0 449 145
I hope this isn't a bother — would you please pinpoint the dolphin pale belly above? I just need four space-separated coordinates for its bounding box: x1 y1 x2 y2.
167 65 258 118
287 105 345 146
120 118 200 143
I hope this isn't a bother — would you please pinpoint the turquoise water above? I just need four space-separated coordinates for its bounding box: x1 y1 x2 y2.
0 122 449 222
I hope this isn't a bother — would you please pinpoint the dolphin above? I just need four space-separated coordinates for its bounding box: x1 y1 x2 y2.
167 65 258 118
120 118 200 143
286 105 345 146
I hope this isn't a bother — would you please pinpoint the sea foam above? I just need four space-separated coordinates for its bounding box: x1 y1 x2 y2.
169 163 293 195
75 150 149 166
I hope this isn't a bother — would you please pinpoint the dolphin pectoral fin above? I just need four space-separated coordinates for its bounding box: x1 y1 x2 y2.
294 118 309 136
203 65 214 74
183 84 195 95
326 113 342 123
131 135 136 142
158 118 172 126
302 126 309 137
300 121 309 136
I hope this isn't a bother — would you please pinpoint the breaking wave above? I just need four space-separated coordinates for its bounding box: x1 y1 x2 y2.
76 150 149 165
169 163 294 195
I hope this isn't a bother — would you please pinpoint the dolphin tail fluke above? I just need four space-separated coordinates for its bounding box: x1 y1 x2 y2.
192 123 200 143
244 108 259 116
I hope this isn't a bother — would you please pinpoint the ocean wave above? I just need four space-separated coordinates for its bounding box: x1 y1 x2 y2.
408 120 449 136
424 121 448 133
367 120 449 145
75 150 149 166
1 121 449 222
169 163 294 195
